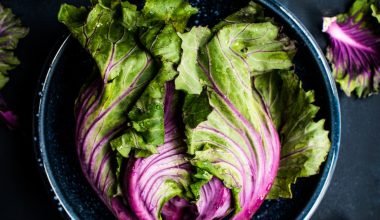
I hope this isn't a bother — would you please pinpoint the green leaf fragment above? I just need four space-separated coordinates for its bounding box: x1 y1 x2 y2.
113 21 186 158
110 130 158 158
175 27 211 94
371 4 380 22
255 71 331 199
142 0 198 31
0 4 28 90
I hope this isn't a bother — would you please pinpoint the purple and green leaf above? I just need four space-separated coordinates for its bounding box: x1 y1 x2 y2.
0 4 27 129
323 0 380 97
0 4 28 89
59 2 156 219
59 0 197 219
254 70 331 198
60 1 332 219
122 82 194 220
176 11 294 217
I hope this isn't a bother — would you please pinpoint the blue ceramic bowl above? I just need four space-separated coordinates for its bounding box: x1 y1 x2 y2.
33 0 341 219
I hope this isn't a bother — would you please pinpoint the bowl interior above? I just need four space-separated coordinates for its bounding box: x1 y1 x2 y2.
34 0 340 219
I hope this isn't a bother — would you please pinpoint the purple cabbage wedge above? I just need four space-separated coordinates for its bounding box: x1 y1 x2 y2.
194 177 232 220
113 1 234 219
59 0 332 219
175 12 293 219
58 2 157 218
59 0 197 219
121 82 194 220
111 1 198 219
323 0 380 97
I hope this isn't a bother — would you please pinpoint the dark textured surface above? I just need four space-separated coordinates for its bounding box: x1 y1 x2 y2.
0 0 378 220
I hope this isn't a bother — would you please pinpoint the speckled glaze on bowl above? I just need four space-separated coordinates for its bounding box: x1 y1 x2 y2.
33 0 341 219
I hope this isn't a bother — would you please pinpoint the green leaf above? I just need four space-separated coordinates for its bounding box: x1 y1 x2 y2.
121 25 181 155
182 90 212 130
175 27 211 94
189 168 213 199
254 71 331 199
349 0 373 21
120 1 141 31
142 0 197 31
177 18 294 217
110 130 158 157
61 0 196 218
371 4 380 22
114 152 123 178
0 73 9 89
113 16 185 158
59 2 157 202
0 4 28 89
0 4 29 50
322 0 380 98
120 0 197 32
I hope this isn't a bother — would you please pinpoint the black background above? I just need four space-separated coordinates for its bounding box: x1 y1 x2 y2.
0 0 379 219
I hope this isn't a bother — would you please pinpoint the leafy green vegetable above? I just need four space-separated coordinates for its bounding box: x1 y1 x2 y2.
111 0 196 158
141 0 197 31
255 71 331 198
176 15 294 218
371 3 380 22
60 1 332 219
122 81 196 219
0 4 28 89
111 2 199 218
59 2 157 218
120 0 197 32
60 0 197 218
323 0 380 97
0 4 28 130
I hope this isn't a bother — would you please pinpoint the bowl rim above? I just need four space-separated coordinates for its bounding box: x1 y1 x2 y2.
33 0 341 219
33 35 75 219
